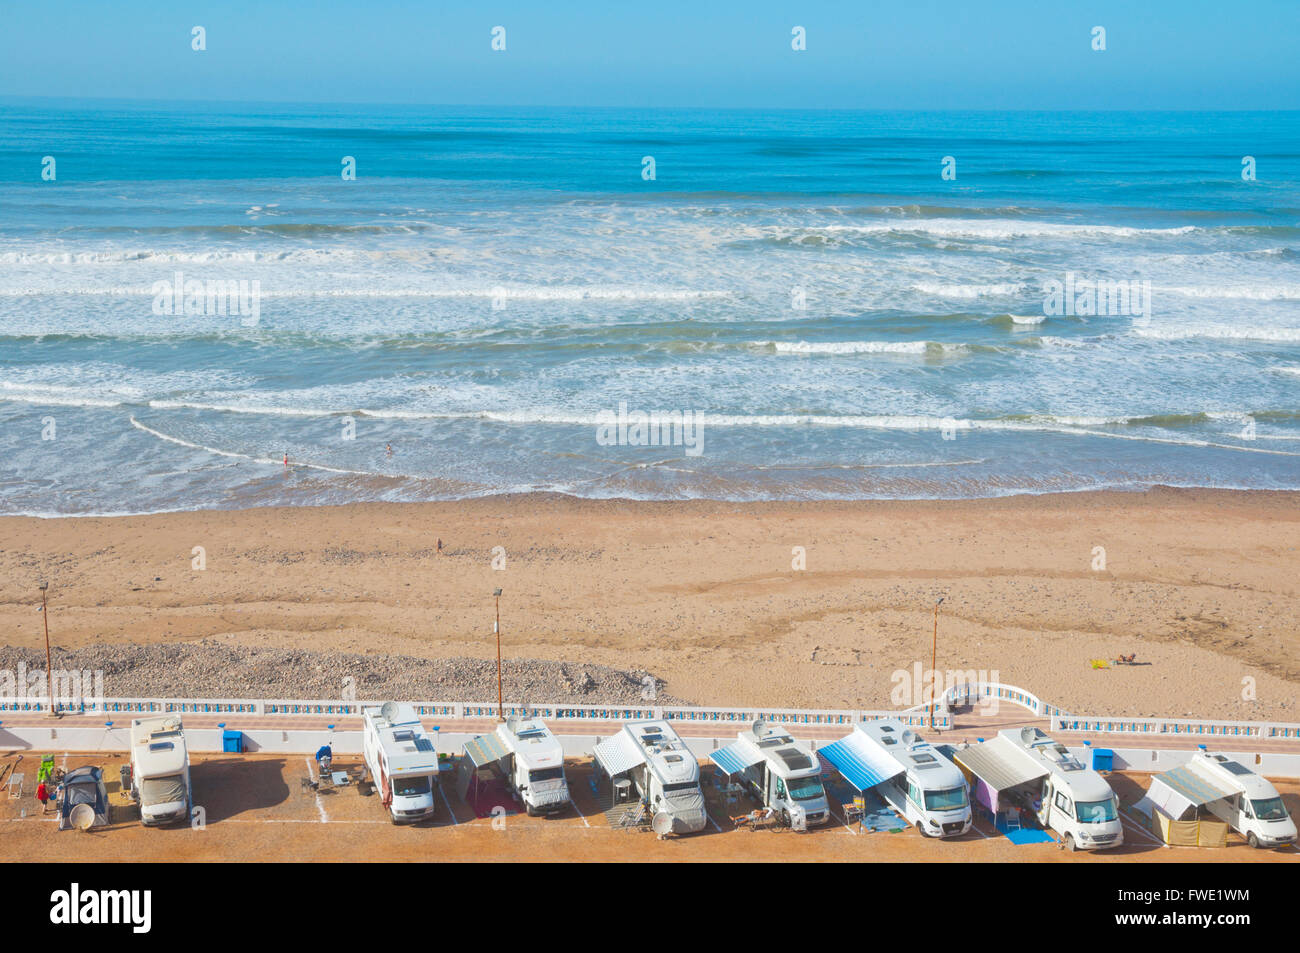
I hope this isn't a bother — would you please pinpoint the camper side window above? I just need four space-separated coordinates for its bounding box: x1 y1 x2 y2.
775 779 787 800
908 780 922 807
1054 791 1073 818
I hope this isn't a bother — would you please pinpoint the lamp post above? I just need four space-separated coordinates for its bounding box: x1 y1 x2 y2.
930 596 945 729
493 588 504 722
40 582 53 716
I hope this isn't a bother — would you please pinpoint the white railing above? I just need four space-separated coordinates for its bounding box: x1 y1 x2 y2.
1050 713 1300 743
0 696 947 730
4 686 1298 742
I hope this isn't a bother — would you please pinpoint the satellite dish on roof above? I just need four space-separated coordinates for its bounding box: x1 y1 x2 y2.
505 715 519 734
1020 726 1037 746
901 729 917 747
751 719 766 738
652 811 673 836
69 803 95 832
380 701 400 723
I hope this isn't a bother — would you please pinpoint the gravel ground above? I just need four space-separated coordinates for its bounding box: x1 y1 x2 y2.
0 643 686 706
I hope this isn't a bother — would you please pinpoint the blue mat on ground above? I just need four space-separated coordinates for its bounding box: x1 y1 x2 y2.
993 813 1055 844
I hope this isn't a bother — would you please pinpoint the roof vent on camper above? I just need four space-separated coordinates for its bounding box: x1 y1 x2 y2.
880 725 895 733
776 748 813 772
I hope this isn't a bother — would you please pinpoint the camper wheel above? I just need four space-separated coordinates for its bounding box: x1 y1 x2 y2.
915 820 929 838
1247 832 1259 849
1064 834 1077 852
526 804 538 817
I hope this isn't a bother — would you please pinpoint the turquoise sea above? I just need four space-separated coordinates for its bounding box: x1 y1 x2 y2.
1 101 1297 513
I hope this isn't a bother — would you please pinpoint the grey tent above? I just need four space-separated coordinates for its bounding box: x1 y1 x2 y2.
58 766 110 831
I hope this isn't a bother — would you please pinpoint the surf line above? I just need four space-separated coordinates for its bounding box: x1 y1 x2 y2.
129 416 375 476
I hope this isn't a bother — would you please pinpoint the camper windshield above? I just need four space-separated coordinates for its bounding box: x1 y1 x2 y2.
923 786 968 812
393 775 431 798
528 767 565 783
1075 798 1118 823
1251 797 1288 821
140 774 186 807
788 777 825 801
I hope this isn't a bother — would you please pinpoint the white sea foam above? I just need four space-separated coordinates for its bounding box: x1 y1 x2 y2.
1158 284 1300 301
912 281 1025 298
777 220 1199 240
753 340 953 355
1134 326 1300 342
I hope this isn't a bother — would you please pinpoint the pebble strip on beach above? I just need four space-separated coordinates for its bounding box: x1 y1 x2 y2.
1 643 685 707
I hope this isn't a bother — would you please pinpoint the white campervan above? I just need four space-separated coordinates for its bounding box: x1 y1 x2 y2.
593 719 707 834
362 702 440 823
129 715 192 827
1193 752 1297 849
496 717 571 816
709 721 830 828
822 719 972 837
999 727 1123 851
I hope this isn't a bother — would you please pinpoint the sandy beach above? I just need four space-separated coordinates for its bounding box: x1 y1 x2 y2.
1 487 1296 722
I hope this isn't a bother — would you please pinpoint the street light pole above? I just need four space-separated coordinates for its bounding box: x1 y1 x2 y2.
40 582 53 716
930 596 945 730
493 588 504 722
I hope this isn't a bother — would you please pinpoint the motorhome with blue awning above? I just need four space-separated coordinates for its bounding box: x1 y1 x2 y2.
709 721 829 829
820 719 971 837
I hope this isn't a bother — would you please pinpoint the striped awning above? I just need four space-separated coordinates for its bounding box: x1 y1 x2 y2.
463 732 510 770
593 732 646 778
819 731 904 792
1159 764 1236 809
709 741 764 776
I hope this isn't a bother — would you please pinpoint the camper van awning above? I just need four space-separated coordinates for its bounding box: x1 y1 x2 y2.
593 733 646 778
1147 764 1237 818
953 736 1047 794
464 732 510 770
709 741 764 776
819 732 904 792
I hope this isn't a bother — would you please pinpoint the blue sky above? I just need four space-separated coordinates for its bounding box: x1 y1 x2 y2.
3 1 1297 109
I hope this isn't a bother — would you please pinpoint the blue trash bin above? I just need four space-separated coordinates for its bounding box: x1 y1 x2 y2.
1091 748 1114 771
222 729 244 753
